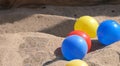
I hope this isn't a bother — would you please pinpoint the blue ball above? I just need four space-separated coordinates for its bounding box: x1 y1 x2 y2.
61 35 88 61
97 20 120 45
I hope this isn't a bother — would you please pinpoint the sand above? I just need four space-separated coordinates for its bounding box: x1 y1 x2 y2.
0 5 120 66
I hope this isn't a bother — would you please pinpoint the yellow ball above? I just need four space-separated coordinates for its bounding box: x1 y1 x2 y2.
66 60 88 66
74 16 99 38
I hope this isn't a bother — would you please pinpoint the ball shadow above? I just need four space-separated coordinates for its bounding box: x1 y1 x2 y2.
43 40 105 66
42 47 64 66
90 40 105 52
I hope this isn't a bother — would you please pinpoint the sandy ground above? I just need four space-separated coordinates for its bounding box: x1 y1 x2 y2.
0 5 120 36
0 5 120 66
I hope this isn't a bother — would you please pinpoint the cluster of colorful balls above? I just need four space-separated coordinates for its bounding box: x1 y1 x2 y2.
61 16 120 66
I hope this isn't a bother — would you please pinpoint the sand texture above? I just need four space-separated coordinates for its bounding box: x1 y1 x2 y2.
0 5 120 66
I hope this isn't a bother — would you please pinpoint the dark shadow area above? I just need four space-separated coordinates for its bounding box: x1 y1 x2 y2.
0 4 120 24
0 12 31 24
39 19 75 37
43 40 105 66
43 47 64 66
42 58 61 66
54 47 63 57
90 40 105 52
0 6 9 10
0 5 47 24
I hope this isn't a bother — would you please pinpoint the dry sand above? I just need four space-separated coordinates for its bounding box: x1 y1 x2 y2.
0 5 120 66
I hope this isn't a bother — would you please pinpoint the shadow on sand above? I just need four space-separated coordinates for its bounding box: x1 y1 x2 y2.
0 4 119 24
43 40 105 66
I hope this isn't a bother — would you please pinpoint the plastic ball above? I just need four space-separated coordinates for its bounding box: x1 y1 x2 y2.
61 35 88 61
68 30 91 52
66 59 88 66
97 20 120 45
74 16 99 38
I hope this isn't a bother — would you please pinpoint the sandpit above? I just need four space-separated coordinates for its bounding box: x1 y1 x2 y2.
0 4 120 66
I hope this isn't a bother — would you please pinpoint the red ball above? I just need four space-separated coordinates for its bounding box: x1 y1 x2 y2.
68 30 91 52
